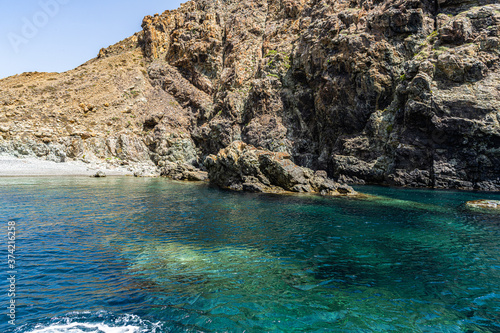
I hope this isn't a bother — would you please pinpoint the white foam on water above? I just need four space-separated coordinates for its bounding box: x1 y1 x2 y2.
27 322 142 333
22 312 163 333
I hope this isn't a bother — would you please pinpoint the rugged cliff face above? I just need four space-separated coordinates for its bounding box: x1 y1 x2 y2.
1 0 500 190
0 36 196 176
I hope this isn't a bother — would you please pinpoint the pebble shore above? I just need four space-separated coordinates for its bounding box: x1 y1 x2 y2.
0 155 135 177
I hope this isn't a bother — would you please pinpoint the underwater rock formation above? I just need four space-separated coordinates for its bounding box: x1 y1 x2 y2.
466 199 500 210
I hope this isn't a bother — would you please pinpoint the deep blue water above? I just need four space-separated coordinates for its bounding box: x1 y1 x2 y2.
0 177 499 332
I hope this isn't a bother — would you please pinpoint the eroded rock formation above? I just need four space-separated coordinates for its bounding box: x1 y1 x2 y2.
1 0 500 191
205 141 356 195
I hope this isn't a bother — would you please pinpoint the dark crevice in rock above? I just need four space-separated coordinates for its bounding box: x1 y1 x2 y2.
3 0 500 191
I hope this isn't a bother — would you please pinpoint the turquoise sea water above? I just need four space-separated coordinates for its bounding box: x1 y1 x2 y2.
0 177 499 332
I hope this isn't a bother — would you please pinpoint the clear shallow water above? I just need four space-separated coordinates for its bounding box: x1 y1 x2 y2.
0 177 499 333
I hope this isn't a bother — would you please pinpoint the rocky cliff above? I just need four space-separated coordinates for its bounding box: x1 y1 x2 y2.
205 141 357 195
1 0 500 190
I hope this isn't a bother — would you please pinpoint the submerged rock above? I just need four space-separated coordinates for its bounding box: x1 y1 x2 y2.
205 141 356 196
465 200 500 211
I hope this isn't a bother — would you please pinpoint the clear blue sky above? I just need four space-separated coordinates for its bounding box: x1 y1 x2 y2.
0 0 183 79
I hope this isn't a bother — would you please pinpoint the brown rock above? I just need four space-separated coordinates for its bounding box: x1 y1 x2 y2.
160 161 207 181
205 141 357 196
1 1 500 192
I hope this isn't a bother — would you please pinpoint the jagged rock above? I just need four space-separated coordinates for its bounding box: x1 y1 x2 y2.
160 161 208 181
148 131 200 167
93 170 106 178
205 141 356 196
1 1 500 191
132 164 161 177
465 200 500 211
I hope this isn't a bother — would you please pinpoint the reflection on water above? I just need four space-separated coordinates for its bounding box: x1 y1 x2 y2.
0 178 499 332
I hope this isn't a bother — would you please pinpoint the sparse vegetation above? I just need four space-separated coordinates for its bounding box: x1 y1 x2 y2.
265 50 278 57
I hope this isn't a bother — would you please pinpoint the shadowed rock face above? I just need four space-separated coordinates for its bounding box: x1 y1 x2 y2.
138 0 500 191
205 141 357 195
1 0 500 190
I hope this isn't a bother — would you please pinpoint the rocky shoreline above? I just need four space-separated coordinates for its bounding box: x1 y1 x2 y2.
1 0 500 192
0 141 357 196
205 141 357 195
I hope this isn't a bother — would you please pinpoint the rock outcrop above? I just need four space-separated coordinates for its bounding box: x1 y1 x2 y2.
1 0 500 191
0 37 198 178
205 141 356 195
160 161 208 181
136 0 500 191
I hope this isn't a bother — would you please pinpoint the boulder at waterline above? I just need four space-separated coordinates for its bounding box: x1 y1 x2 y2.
160 161 208 181
93 170 106 178
204 141 356 196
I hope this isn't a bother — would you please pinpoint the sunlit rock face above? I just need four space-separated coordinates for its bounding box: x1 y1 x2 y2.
2 0 500 190
205 141 357 195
